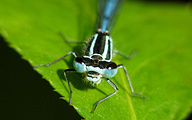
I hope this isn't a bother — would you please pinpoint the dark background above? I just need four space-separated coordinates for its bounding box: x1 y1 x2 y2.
0 36 83 119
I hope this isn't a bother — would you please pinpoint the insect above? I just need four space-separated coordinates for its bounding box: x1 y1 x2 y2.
34 0 145 113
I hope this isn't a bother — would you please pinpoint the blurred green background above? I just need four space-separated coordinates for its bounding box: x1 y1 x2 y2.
0 0 192 120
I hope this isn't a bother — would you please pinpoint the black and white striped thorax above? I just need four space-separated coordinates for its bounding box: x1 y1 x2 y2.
74 29 118 84
85 30 112 61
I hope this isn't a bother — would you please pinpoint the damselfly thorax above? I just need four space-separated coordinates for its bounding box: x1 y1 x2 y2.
85 30 112 61
74 30 117 85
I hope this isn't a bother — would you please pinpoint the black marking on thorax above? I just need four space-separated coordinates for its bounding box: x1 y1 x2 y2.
85 30 112 60
75 56 113 69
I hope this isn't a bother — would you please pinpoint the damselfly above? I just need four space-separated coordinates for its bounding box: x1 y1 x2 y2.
34 0 145 113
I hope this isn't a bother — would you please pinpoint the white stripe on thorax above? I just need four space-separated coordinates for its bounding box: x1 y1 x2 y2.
102 36 109 60
89 33 98 55
109 37 113 60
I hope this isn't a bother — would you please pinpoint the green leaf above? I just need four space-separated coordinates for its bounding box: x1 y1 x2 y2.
1 0 192 119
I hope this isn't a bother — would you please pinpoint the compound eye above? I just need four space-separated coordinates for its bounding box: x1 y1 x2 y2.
73 56 86 73
106 62 117 70
103 62 118 78
75 56 84 64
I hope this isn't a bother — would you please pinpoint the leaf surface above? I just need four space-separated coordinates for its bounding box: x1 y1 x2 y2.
0 0 192 119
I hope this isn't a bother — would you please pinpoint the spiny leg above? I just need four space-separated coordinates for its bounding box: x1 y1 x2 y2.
58 32 85 44
33 52 78 69
92 78 118 113
118 64 146 99
64 69 76 105
113 50 136 59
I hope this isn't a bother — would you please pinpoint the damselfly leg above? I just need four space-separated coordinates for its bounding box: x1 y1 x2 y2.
58 32 85 44
33 52 78 69
91 63 145 112
113 50 136 59
64 69 76 105
34 52 78 106
92 78 118 113
118 64 146 99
